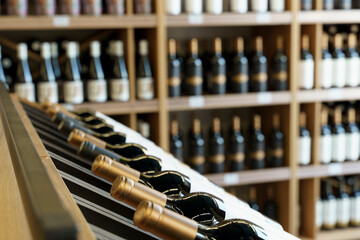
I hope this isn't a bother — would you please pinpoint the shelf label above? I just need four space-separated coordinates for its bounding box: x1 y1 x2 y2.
328 88 343 100
256 13 271 23
62 103 74 111
188 96 204 108
224 173 239 185
328 163 343 175
257 92 272 104
188 14 204 24
53 15 70 27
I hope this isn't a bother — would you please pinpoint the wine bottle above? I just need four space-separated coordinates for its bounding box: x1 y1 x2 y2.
336 0 351 9
37 42 58 104
170 116 183 161
110 40 130 101
50 42 63 102
135 0 152 14
87 41 107 103
78 141 162 173
168 39 182 98
251 0 268 12
14 43 35 102
301 0 313 10
205 0 223 14
185 0 203 14
51 108 105 126
137 40 154 100
106 0 125 15
230 37 249 93
63 41 84 104
270 36 288 91
335 177 351 228
230 0 248 13
208 117 225 173
299 112 311 165
185 39 203 96
316 197 324 229
331 107 346 163
320 109 332 164
188 116 205 174
270 0 285 12
92 155 191 197
354 0 360 8
133 201 268 240
323 0 334 10
138 120 151 139
332 34 346 88
75 42 84 79
60 0 80 15
165 0 181 15
350 177 360 226
228 116 245 172
1 53 15 90
264 186 277 221
248 186 260 212
0 45 8 90
36 0 55 15
321 34 333 89
56 114 114 134
111 176 226 226
83 0 102 15
299 35 314 89
7 0 28 16
322 180 337 230
250 37 268 92
345 33 360 87
345 108 360 161
268 114 284 168
249 115 266 169
209 38 227 95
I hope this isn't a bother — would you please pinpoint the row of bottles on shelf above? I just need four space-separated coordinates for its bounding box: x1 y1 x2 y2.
0 39 154 103
1 0 152 16
170 113 285 174
316 176 360 230
168 36 288 97
165 0 287 15
301 0 360 10
247 185 278 221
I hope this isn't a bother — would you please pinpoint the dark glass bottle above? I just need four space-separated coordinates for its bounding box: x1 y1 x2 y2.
248 186 260 212
51 42 63 102
209 38 227 95
350 177 360 226
321 33 332 89
185 39 203 96
133 201 268 240
331 107 346 163
354 0 360 8
335 177 351 228
321 180 337 230
92 155 191 197
112 176 226 226
250 37 268 92
270 36 288 91
188 116 205 174
78 141 162 174
137 39 154 100
299 112 311 166
332 34 346 88
168 38 182 98
268 114 284 168
249 115 266 169
228 115 245 172
300 35 314 90
320 109 332 164
230 37 249 93
323 0 334 10
301 0 313 10
336 0 351 9
264 186 278 221
345 108 360 161
208 117 225 173
37 42 58 104
345 33 360 87
0 45 8 90
170 116 183 161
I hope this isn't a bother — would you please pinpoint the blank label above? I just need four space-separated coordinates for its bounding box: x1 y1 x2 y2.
257 92 273 104
188 14 204 24
189 96 204 108
53 16 70 27
328 88 343 100
224 173 239 185
328 163 343 175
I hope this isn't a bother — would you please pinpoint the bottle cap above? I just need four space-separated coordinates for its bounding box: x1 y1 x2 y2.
67 41 77 58
334 34 343 49
255 36 263 51
348 108 356 123
348 33 357 49
236 37 244 52
189 39 198 54
321 108 328 125
334 107 342 124
90 41 101 58
214 37 222 54
212 117 221 133
192 116 201 134
50 42 59 58
68 128 107 149
321 34 329 50
139 40 149 56
299 112 307 127
17 43 28 60
170 116 179 136
276 36 284 50
302 35 310 50
253 115 261 130
168 39 177 55
41 42 51 59
114 40 124 57
232 116 241 132
273 114 280 128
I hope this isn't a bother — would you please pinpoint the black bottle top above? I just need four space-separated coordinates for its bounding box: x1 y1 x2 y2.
168 38 182 98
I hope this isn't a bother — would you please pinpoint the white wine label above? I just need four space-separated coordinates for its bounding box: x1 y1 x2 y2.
269 0 285 12
185 0 203 14
328 88 343 100
37 81 59 103
87 79 107 103
110 78 129 102
346 57 360 87
346 132 360 161
252 0 268 12
137 77 154 100
165 0 181 15
230 0 248 13
14 83 35 102
320 134 332 164
223 173 239 185
316 199 323 228
206 0 223 14
257 92 272 104
337 197 351 226
321 58 333 89
64 81 84 104
189 96 204 108
298 136 311 165
331 133 346 162
332 58 346 88
53 15 70 27
351 197 360 224
328 163 343 175
323 199 337 227
299 59 314 89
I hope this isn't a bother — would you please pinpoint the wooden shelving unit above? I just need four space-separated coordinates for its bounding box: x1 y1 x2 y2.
3 0 360 239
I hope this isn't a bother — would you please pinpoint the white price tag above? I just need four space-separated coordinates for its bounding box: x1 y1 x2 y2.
328 163 343 175
257 92 272 104
224 173 239 185
62 104 74 111
188 96 204 108
188 14 204 24
328 88 343 100
53 15 70 27
256 13 271 23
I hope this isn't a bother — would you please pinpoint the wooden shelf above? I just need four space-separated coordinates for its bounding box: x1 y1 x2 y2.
166 12 292 27
64 100 159 115
298 10 360 24
204 167 291 187
316 228 360 240
167 91 291 111
0 15 157 30
298 88 360 103
298 162 360 180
